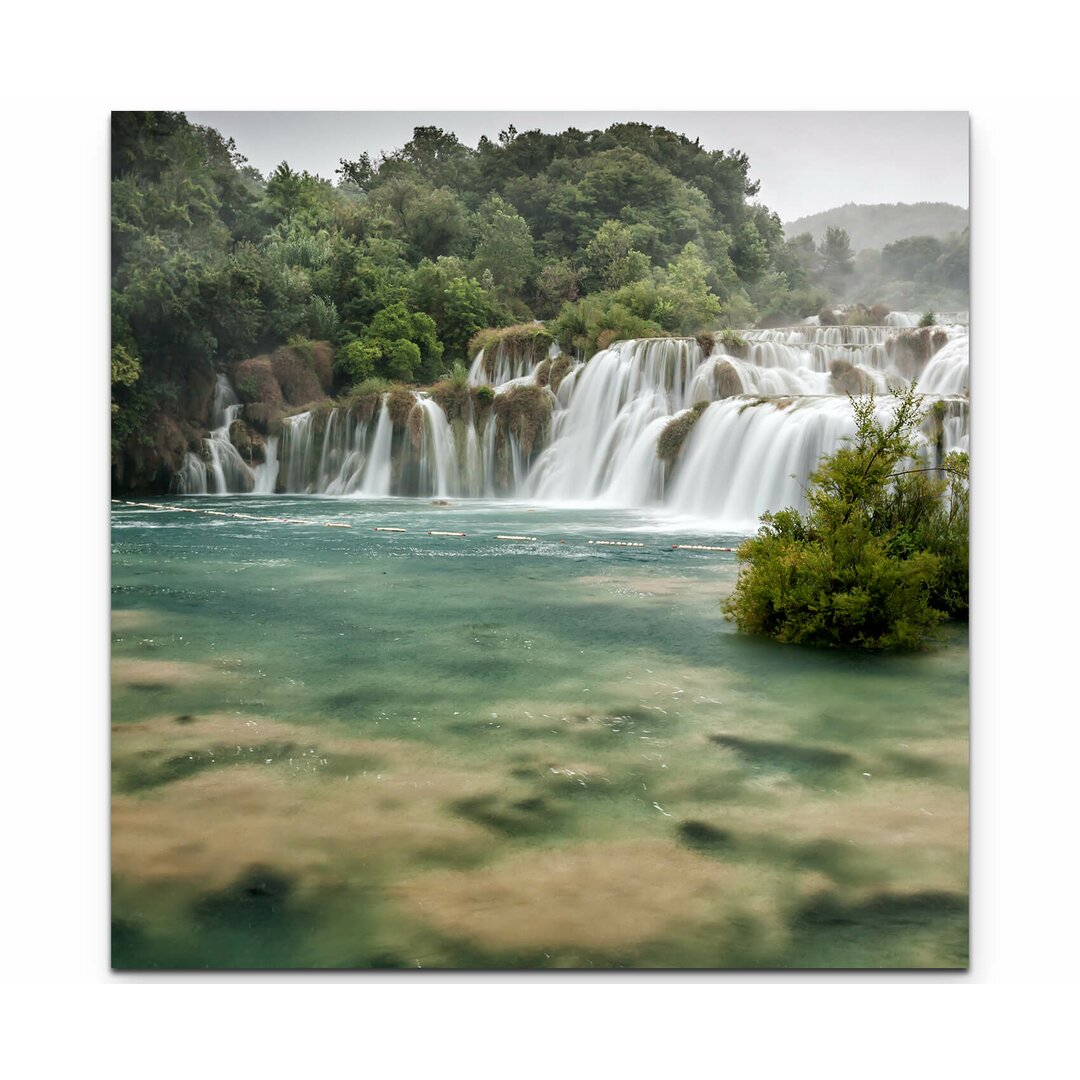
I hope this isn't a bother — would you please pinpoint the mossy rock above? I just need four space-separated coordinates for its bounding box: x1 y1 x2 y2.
230 356 284 408
493 384 553 457
228 419 252 457
829 359 876 396
271 343 334 406
430 379 471 423
242 402 285 438
716 328 749 359
695 331 716 356
714 360 743 398
470 384 495 427
469 323 554 380
657 401 709 466
548 355 573 394
386 387 417 429
406 403 425 450
888 328 949 376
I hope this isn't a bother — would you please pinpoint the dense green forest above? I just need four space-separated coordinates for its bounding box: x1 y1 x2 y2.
110 112 968 490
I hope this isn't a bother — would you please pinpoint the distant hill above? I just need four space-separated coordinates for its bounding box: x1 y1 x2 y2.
784 202 969 252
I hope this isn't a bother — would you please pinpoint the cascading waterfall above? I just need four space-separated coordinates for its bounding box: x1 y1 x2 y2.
361 400 393 496
184 322 969 528
469 340 560 387
174 375 257 495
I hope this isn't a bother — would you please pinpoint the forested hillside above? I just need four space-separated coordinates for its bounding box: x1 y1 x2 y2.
111 112 830 489
784 202 969 252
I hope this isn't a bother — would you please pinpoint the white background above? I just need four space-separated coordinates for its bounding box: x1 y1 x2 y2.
1 1 1076 1074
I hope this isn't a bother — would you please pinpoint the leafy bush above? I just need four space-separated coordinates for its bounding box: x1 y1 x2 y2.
336 339 380 383
818 308 839 326
723 385 968 649
919 310 937 327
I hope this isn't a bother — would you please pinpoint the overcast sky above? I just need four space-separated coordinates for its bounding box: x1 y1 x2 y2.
187 111 968 224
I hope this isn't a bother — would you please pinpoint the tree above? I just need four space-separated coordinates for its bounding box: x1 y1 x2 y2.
723 384 968 649
818 226 854 292
583 220 650 291
354 302 443 383
469 196 537 293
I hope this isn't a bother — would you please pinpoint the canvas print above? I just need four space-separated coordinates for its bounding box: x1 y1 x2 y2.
110 111 969 969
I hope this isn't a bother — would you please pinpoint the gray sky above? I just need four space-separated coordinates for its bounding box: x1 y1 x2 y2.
188 111 968 224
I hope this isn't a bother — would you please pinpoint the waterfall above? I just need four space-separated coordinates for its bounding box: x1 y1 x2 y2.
252 437 279 494
192 322 967 527
174 452 208 494
468 338 556 387
414 397 459 497
920 335 969 395
174 375 255 494
360 400 393 495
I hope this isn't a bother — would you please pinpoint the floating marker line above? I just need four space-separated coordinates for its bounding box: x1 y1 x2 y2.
428 530 466 537
587 540 645 547
373 527 406 533
671 544 737 552
495 535 538 542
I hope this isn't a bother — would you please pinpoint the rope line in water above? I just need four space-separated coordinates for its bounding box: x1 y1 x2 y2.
111 500 740 554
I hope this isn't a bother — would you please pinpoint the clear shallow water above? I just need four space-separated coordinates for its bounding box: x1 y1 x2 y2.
111 496 968 969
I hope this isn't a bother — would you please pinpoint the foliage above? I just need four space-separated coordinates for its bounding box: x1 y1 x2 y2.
113 112 911 490
469 196 537 294
818 226 854 292
919 310 937 327
724 385 968 649
356 303 444 382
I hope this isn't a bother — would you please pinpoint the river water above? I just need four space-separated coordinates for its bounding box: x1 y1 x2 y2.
111 496 967 968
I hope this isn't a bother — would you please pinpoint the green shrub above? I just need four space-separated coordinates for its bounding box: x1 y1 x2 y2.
818 308 839 326
723 384 968 649
919 310 937 327
336 339 380 383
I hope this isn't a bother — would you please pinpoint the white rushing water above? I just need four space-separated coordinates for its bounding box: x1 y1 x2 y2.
178 322 969 528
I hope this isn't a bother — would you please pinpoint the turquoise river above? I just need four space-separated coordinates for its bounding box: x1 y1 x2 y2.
111 496 968 969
